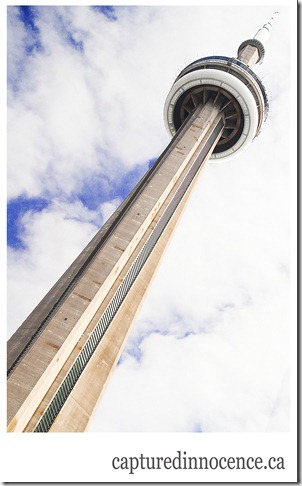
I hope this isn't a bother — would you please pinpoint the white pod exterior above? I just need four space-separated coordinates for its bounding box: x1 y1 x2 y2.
163 56 269 162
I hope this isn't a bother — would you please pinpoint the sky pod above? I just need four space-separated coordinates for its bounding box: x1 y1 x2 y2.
163 55 269 162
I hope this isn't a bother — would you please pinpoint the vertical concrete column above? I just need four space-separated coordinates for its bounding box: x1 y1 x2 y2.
237 44 260 67
8 101 224 432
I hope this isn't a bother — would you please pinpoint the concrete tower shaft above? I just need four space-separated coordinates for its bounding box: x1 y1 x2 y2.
7 101 224 432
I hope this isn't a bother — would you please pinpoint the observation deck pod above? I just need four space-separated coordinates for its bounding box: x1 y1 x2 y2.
164 56 269 162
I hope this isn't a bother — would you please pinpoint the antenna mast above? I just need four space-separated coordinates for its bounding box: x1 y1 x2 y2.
237 12 279 67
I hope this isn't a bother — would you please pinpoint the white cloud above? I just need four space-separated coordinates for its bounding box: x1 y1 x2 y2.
91 325 290 432
91 143 291 432
7 198 121 336
7 4 294 434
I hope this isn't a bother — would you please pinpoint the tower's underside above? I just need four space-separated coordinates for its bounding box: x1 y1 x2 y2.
7 23 273 431
164 55 268 163
7 100 224 432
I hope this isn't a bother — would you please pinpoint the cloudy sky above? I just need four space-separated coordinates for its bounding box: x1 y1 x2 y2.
6 3 296 435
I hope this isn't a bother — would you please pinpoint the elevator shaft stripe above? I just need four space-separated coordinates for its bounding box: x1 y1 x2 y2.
34 115 224 433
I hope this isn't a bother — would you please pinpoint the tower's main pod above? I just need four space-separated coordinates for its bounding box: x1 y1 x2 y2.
7 13 277 432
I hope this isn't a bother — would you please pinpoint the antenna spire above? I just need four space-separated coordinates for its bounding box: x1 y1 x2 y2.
237 12 278 67
253 11 279 46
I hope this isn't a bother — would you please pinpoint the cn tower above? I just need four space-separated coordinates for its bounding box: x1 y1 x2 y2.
7 13 278 432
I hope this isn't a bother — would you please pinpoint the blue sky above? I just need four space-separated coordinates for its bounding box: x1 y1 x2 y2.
7 7 157 252
6 4 295 436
